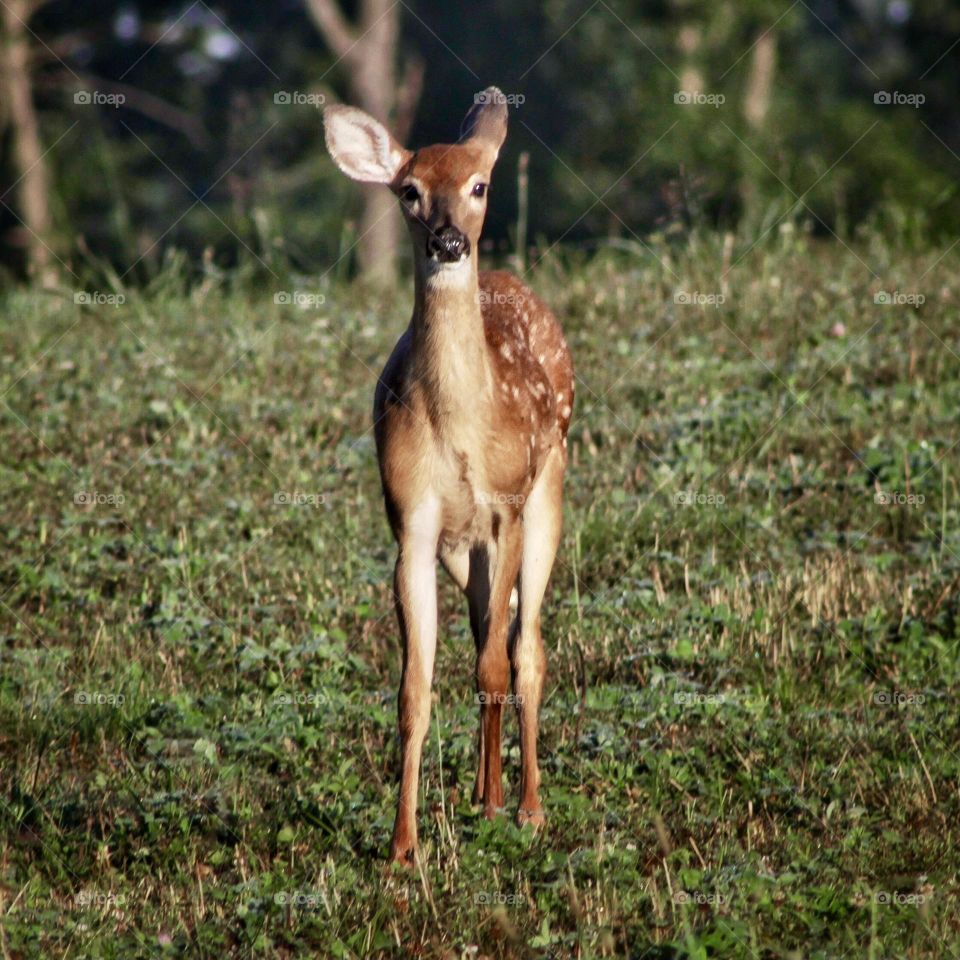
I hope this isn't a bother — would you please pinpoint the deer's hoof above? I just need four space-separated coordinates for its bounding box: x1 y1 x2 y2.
387 842 417 869
516 806 545 830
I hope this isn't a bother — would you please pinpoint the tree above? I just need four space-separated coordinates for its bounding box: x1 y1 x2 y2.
304 0 422 284
1 0 58 287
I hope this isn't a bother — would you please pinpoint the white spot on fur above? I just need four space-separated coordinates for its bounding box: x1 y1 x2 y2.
500 343 513 362
538 353 545 365
512 385 519 399
562 405 571 419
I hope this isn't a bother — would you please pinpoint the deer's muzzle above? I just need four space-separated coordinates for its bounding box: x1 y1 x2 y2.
427 226 470 263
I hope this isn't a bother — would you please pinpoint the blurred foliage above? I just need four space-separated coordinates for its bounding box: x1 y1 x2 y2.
1 0 958 283
538 0 960 241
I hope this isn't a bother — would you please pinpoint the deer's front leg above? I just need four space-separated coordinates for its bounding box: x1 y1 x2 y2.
388 498 440 866
473 518 523 819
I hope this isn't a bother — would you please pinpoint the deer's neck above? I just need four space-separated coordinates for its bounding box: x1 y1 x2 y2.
411 259 491 432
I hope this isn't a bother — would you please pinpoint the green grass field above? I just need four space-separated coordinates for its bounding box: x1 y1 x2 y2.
2 228 959 958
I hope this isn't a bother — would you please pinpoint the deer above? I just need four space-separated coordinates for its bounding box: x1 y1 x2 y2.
323 87 574 866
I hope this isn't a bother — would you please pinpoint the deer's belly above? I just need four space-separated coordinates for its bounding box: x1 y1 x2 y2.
434 443 531 551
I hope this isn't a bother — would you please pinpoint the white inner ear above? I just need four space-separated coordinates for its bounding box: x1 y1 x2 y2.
325 108 405 184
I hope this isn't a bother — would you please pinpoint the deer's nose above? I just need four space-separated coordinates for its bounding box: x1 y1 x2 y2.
427 226 469 262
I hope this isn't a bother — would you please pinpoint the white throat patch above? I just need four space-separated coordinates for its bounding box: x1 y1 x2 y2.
423 257 473 288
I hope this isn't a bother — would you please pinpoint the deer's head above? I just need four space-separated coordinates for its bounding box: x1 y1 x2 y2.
323 88 508 276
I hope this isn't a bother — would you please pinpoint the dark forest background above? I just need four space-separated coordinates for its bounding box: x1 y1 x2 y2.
1 0 958 286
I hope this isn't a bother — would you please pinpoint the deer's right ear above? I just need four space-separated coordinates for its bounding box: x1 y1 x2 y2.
460 88 508 158
323 105 411 184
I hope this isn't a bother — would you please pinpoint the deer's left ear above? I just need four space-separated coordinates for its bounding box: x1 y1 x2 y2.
460 87 508 158
323 105 411 184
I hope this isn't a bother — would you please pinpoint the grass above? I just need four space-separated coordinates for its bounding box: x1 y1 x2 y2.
1 225 959 958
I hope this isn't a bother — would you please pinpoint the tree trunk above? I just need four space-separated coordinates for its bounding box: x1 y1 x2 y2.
350 0 399 285
305 0 420 285
1 0 59 287
677 24 704 101
740 30 777 226
744 30 776 130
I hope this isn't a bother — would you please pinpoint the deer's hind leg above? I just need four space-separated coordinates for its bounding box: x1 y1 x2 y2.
512 446 565 828
440 541 518 808
441 544 518 611
472 522 523 817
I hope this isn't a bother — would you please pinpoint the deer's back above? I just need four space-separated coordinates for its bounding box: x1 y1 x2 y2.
478 271 574 444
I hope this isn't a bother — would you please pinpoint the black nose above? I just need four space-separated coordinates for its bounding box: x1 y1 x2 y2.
427 226 469 262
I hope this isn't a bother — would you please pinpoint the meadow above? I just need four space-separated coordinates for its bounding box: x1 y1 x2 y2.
1 225 959 958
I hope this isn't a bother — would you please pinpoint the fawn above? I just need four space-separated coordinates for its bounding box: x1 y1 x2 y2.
323 88 574 865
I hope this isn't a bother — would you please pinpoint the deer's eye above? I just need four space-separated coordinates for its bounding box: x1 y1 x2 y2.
400 184 420 204
471 183 487 198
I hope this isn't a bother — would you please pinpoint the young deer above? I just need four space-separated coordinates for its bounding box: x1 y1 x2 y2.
323 88 574 865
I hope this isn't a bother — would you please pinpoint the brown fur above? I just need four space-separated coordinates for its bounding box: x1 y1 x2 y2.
375 270 573 540
324 88 573 865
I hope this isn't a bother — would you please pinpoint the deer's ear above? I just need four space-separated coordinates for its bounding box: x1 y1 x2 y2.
460 88 508 157
323 105 411 184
